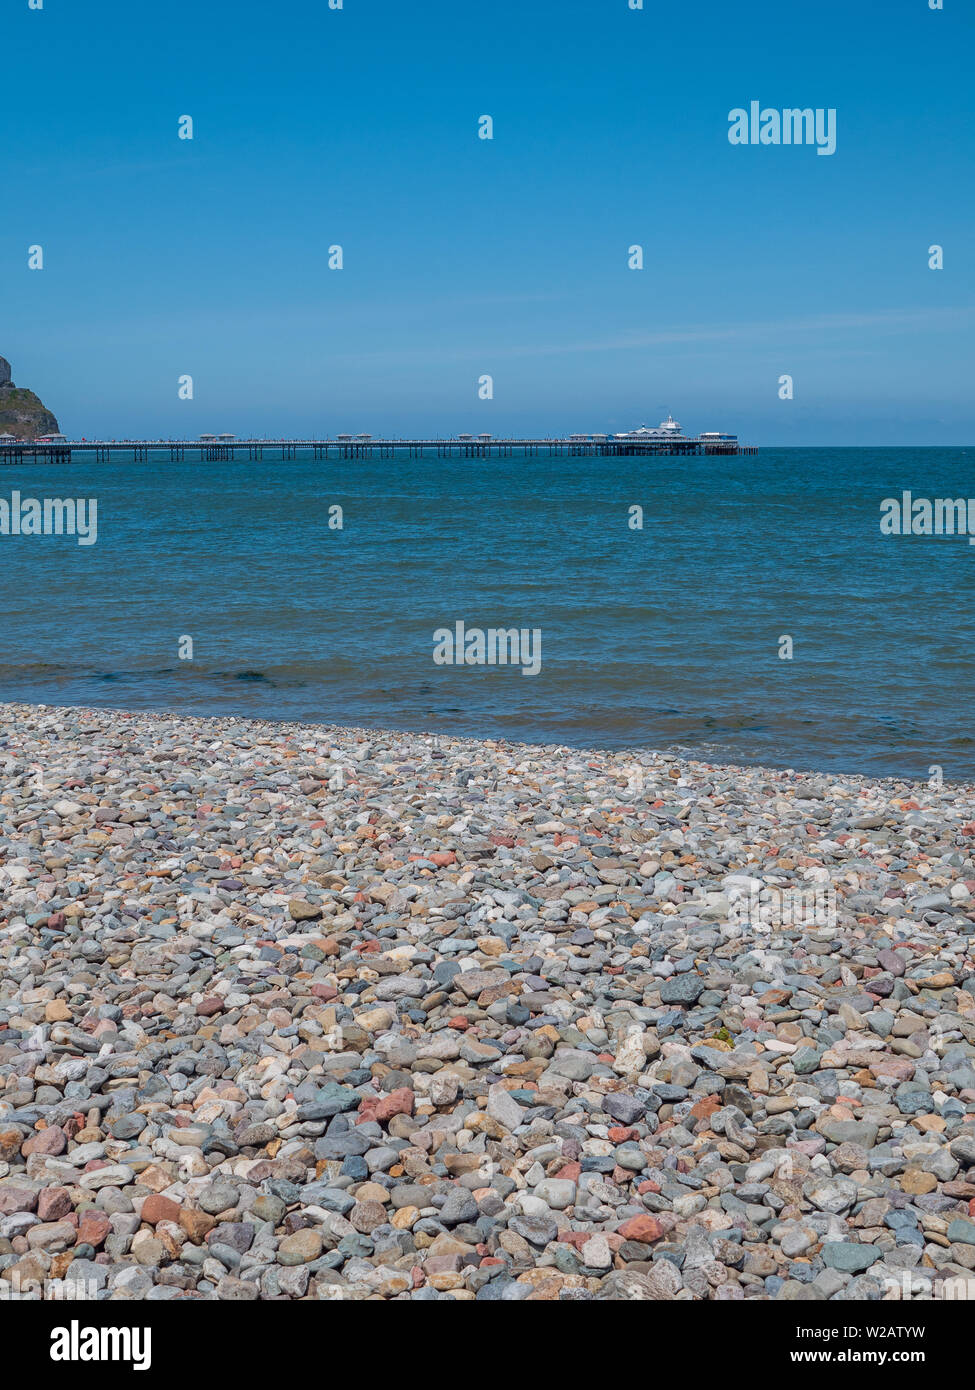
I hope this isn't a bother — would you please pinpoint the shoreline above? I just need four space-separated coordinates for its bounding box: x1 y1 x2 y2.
0 696 966 792
1 699 974 1301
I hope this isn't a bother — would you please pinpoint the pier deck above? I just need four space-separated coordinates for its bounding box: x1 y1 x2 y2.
0 437 757 464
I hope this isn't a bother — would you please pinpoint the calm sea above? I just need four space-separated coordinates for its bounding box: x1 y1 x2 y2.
1 446 972 780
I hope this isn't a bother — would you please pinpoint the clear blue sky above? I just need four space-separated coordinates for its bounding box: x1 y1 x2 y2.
2 0 972 443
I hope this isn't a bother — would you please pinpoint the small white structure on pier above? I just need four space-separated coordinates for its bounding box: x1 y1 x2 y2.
615 415 683 441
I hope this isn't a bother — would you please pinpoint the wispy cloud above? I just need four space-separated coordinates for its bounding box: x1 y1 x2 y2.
339 306 975 366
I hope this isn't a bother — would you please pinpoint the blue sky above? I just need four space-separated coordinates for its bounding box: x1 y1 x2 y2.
2 0 972 443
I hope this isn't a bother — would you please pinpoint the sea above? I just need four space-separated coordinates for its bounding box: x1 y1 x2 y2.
1 445 972 781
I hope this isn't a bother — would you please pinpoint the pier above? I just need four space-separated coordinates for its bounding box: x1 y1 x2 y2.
0 436 757 465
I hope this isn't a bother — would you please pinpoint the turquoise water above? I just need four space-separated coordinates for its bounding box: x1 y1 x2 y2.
1 446 973 779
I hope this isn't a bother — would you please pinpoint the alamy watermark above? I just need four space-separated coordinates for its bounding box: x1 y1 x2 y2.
882 1271 975 1301
728 102 836 156
880 492 975 545
0 1269 101 1301
0 491 97 545
728 885 837 935
50 1319 151 1371
433 621 541 676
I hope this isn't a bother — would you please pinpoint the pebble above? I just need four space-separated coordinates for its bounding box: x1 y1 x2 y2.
1 703 974 1300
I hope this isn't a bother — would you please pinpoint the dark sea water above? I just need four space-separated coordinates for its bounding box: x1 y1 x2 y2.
1 446 973 780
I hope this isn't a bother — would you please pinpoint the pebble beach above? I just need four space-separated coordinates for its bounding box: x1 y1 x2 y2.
2 701 975 1302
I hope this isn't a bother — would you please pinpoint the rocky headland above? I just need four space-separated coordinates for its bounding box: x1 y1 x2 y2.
0 356 60 441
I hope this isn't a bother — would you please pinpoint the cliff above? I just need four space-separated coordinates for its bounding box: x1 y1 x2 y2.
0 356 61 440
